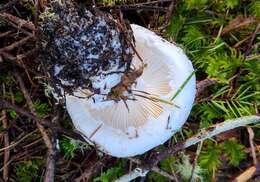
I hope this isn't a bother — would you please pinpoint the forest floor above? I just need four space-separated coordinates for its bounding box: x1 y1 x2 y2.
0 0 259 181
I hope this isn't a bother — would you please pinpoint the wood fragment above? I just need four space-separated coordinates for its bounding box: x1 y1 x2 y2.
0 0 19 12
196 78 218 98
232 166 256 182
146 115 260 167
0 36 34 53
247 127 258 165
14 71 56 182
221 16 259 35
0 12 35 31
1 84 10 181
164 0 176 26
99 5 167 12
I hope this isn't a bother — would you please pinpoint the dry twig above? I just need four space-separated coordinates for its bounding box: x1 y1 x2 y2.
1 84 10 181
196 78 218 99
115 115 260 181
164 0 176 26
14 71 56 182
146 115 260 167
247 127 258 165
232 165 257 182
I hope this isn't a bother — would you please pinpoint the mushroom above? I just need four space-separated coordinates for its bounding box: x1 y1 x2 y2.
38 1 195 157
65 24 196 157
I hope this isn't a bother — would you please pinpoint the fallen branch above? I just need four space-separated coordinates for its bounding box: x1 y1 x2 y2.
14 71 56 182
1 84 9 181
116 115 260 181
0 12 35 36
146 115 260 167
0 35 34 53
99 5 167 12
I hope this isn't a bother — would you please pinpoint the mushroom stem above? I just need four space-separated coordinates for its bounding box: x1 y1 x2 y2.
115 115 260 181
147 115 260 167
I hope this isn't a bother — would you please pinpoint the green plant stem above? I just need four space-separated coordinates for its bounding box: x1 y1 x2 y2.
171 70 196 101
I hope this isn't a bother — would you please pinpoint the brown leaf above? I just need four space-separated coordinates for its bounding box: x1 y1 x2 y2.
222 16 259 35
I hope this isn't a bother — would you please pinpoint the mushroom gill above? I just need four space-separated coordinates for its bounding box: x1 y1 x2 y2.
85 46 172 131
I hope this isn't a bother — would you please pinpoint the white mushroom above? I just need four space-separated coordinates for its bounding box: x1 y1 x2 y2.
65 24 196 157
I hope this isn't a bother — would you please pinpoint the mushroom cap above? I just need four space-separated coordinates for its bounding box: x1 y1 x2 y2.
66 24 196 157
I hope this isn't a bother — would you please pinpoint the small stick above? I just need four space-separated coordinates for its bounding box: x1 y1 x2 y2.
196 78 218 98
0 35 34 52
113 168 149 182
1 84 10 181
164 0 176 26
0 0 19 11
14 71 56 182
0 12 36 31
146 115 260 167
189 141 203 182
89 124 103 139
232 166 257 182
99 5 167 12
151 166 178 181
120 115 260 182
0 30 13 38
247 127 257 165
128 158 179 181
0 99 86 141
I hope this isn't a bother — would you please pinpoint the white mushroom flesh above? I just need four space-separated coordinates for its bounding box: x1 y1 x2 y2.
66 24 196 157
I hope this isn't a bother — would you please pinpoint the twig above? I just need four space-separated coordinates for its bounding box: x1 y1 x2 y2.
0 30 13 38
232 166 257 182
0 130 38 153
0 98 54 128
151 166 178 181
221 16 258 35
245 23 260 56
189 141 203 182
196 78 218 99
230 23 260 90
1 84 9 181
14 71 56 182
119 116 260 181
113 168 149 182
0 12 35 36
75 155 113 182
128 158 178 181
145 115 260 167
164 0 176 26
0 98 86 141
99 5 167 12
0 0 19 12
0 35 34 52
247 127 257 165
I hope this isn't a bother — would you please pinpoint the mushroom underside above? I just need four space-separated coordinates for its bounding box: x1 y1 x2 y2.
66 24 196 157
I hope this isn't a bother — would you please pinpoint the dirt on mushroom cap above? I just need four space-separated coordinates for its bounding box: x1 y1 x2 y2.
38 0 135 101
